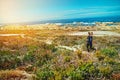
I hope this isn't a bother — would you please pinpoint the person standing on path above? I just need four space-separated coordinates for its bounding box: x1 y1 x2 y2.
86 32 96 52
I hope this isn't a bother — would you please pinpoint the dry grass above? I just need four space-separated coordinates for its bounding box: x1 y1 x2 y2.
0 70 26 80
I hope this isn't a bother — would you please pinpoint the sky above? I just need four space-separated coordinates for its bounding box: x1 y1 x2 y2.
0 0 120 23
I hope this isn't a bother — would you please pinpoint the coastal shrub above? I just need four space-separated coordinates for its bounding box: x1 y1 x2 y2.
64 56 71 62
34 52 53 67
0 50 22 70
35 65 54 80
54 35 82 46
111 62 120 73
95 51 105 61
23 43 55 67
98 65 113 78
40 43 57 52
78 62 97 79
69 62 97 80
104 57 115 65
76 50 82 59
100 47 118 58
23 51 36 64
69 70 83 80
62 49 72 56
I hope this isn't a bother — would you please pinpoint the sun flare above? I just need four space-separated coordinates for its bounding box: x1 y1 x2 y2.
0 0 20 23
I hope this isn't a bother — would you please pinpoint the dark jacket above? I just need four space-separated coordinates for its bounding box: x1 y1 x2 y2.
87 36 93 43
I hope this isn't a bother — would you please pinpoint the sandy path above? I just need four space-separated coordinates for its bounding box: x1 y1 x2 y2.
69 31 120 37
0 34 25 38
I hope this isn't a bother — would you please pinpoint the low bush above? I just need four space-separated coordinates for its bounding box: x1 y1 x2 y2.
100 47 118 58
35 65 55 80
0 50 22 70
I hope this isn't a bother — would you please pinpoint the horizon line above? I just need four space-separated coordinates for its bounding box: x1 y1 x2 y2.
0 15 120 25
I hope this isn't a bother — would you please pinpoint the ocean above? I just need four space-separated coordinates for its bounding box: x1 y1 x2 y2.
28 16 120 24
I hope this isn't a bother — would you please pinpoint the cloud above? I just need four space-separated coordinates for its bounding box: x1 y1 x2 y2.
60 6 120 18
36 5 120 20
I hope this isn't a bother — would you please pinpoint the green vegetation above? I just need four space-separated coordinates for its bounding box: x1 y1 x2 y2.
0 30 120 80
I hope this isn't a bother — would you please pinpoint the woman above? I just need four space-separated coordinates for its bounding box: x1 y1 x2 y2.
86 32 96 52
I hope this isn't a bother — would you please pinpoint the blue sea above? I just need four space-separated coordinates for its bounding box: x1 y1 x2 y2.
28 16 120 24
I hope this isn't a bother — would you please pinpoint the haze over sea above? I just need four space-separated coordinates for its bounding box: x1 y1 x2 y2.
0 16 120 25
29 16 120 24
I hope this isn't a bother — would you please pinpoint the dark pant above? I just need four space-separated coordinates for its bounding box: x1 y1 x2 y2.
87 42 96 52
